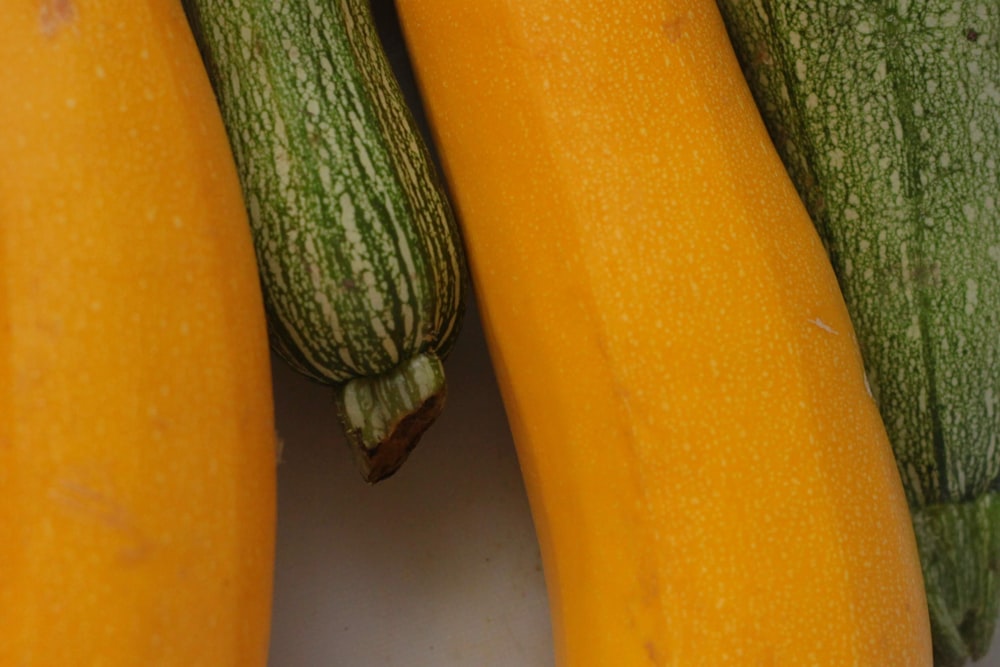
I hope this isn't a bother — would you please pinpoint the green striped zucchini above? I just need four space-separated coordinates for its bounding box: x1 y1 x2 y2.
182 0 466 482
714 2 1000 663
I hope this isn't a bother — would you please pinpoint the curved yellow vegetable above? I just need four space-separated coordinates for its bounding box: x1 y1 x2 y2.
396 1 933 664
0 1 276 664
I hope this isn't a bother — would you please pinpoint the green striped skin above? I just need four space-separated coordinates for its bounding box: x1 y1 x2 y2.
183 0 466 481
714 1 1000 662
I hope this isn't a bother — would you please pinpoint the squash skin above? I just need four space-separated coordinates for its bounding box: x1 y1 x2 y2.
714 2 1000 663
0 1 276 664
182 0 467 482
396 1 933 665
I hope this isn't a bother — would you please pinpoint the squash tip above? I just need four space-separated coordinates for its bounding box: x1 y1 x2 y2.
335 351 448 483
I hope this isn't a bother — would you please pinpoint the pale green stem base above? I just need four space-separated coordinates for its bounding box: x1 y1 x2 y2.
913 491 1000 667
334 352 447 483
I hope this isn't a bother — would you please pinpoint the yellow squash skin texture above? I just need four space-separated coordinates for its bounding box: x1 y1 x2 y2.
0 1 276 664
396 1 933 665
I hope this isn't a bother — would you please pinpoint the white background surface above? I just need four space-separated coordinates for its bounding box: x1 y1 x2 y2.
265 1 1000 665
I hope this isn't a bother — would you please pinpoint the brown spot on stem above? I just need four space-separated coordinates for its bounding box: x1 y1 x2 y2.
39 0 76 37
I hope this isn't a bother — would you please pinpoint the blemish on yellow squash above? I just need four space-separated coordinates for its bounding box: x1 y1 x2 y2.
396 0 933 664
0 1 276 664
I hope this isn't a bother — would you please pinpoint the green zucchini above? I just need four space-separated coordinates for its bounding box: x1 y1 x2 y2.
714 2 1000 663
182 0 466 482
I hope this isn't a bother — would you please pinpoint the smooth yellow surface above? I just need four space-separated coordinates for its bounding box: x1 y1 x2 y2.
0 1 276 664
397 1 933 665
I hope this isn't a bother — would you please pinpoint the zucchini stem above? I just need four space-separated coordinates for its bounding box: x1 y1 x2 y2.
913 491 1000 666
335 352 447 483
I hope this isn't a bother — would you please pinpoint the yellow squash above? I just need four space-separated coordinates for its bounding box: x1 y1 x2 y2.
0 1 276 664
396 0 933 664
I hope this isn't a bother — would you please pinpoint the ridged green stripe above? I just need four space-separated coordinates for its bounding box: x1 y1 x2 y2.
184 0 465 384
339 0 466 358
